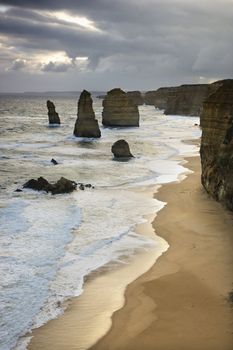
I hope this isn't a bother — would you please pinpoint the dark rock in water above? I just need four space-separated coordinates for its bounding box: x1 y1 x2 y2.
102 88 140 127
200 79 233 211
15 188 22 192
79 184 85 190
111 139 134 158
74 90 101 138
47 100 60 124
23 177 51 192
85 184 92 188
23 176 77 194
51 177 77 195
51 158 58 165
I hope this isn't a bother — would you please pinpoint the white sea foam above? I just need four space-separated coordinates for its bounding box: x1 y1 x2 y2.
0 96 201 350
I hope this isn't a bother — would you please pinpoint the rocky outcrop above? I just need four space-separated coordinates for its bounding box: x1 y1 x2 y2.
144 87 173 109
74 90 101 138
144 84 218 116
200 79 233 211
47 100 60 124
23 177 77 194
102 88 140 127
126 91 144 106
111 139 134 158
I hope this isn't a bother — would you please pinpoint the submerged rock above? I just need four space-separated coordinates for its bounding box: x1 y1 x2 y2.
51 158 58 165
74 90 101 138
47 100 60 124
200 79 233 211
111 139 134 159
23 176 77 194
102 88 140 127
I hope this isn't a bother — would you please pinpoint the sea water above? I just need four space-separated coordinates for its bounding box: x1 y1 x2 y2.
0 94 200 349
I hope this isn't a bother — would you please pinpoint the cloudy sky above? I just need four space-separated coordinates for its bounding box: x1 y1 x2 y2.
0 0 232 92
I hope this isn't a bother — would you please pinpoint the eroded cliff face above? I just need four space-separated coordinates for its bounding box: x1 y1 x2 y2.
144 84 212 116
144 87 175 109
200 79 233 211
102 88 139 127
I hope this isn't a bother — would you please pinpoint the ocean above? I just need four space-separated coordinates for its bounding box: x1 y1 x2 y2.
0 93 200 350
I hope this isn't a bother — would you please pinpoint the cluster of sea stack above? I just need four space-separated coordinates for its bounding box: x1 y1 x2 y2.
46 79 233 210
47 88 138 158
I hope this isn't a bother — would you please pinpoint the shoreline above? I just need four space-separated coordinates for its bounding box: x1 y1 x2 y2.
27 186 169 350
90 155 233 350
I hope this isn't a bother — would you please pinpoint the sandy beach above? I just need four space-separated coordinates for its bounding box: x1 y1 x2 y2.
90 155 233 350
28 152 233 350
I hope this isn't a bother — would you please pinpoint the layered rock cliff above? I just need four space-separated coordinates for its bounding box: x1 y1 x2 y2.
144 84 213 116
47 100 60 124
200 79 233 211
126 91 144 106
74 90 101 138
102 88 140 127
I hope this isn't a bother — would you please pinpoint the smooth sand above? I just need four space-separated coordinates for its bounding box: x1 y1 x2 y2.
28 154 233 350
28 188 168 350
90 155 233 350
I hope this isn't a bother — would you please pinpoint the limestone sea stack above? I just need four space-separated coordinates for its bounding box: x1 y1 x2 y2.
200 79 233 211
126 91 144 106
102 88 140 127
47 100 60 124
111 139 134 158
74 90 101 138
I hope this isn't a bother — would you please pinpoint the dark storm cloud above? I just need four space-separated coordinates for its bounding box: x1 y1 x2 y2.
0 0 232 91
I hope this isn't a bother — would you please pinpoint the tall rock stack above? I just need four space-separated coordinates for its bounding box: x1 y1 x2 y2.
102 88 140 127
126 91 144 106
200 79 233 211
47 100 60 124
74 90 101 138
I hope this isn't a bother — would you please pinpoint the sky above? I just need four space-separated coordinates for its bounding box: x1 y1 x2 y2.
0 0 232 92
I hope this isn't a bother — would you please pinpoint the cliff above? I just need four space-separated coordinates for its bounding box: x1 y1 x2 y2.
74 90 101 138
144 84 214 116
200 79 233 211
102 88 139 127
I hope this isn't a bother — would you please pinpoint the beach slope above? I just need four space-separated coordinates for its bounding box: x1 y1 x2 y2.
90 156 233 350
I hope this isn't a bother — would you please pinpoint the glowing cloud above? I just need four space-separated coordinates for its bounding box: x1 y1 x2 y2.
53 11 100 32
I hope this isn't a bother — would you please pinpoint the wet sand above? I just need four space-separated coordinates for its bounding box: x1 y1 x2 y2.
90 155 233 350
28 189 168 350
28 154 233 350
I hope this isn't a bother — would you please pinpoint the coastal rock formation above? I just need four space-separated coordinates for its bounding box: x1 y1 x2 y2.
102 88 140 127
144 84 217 116
111 139 134 158
144 87 172 109
200 79 233 211
74 90 101 138
47 100 60 124
126 91 144 106
164 84 212 116
23 176 77 194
